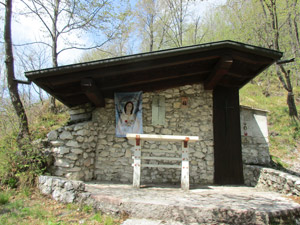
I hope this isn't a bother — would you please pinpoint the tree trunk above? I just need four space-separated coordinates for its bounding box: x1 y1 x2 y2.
149 13 154 52
49 0 60 114
264 0 299 119
4 0 30 143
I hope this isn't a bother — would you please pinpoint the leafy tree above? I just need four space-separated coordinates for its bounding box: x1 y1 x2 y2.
20 0 129 112
134 0 168 51
260 0 298 119
199 0 299 119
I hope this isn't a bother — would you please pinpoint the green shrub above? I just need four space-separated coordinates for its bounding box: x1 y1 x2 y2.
0 134 47 189
0 191 10 205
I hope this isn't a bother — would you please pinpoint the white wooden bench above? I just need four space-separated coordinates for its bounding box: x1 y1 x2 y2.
126 133 199 190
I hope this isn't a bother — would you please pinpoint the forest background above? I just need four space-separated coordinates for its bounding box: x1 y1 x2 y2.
0 0 300 188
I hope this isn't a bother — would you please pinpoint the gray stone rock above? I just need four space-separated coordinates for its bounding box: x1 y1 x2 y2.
84 158 92 167
64 181 74 191
194 151 205 159
53 178 66 188
68 167 82 172
76 129 89 136
72 148 83 154
65 153 79 161
47 130 58 141
55 159 73 168
51 141 64 147
39 175 48 184
66 140 80 148
60 131 73 140
76 136 84 143
57 147 70 155
40 185 52 195
52 189 61 201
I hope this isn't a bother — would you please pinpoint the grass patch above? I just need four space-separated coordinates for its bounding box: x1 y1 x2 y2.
0 188 123 225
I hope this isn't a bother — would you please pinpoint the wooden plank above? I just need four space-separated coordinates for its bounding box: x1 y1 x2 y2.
142 149 177 153
142 164 181 169
141 156 182 161
126 133 199 142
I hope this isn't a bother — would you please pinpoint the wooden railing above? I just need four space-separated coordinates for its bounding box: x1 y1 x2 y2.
126 133 199 191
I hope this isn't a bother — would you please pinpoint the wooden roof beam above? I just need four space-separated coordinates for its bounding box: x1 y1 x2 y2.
101 71 209 91
204 55 233 90
81 78 105 107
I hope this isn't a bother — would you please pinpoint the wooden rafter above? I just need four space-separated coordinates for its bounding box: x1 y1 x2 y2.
204 55 233 90
81 78 105 107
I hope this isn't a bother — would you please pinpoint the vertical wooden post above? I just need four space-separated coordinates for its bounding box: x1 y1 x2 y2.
181 137 190 190
133 135 141 188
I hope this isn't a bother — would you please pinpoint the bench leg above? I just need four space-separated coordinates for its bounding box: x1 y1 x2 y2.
181 141 189 191
133 144 141 188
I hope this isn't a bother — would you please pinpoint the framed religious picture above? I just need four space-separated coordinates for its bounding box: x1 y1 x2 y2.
114 91 143 137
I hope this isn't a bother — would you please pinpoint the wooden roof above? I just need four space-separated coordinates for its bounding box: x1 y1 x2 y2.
25 40 282 107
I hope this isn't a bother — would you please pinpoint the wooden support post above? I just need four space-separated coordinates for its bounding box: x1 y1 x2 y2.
133 135 141 188
181 137 190 191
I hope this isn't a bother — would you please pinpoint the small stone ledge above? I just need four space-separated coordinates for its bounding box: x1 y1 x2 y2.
38 175 91 204
244 165 300 196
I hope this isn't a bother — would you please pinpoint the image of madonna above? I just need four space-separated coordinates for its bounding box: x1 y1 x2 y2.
115 92 143 137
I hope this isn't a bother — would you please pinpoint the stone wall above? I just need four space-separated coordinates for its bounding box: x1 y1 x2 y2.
244 165 300 196
47 84 214 184
46 84 271 185
47 122 98 181
93 84 214 184
240 106 270 166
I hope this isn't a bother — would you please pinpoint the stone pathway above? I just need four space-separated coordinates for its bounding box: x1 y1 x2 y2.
85 183 300 224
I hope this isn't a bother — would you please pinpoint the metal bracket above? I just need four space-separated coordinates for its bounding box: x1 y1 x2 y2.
136 135 140 146
184 137 189 148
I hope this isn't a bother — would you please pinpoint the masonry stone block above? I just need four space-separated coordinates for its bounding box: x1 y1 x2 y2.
66 140 80 148
47 130 58 141
60 131 73 140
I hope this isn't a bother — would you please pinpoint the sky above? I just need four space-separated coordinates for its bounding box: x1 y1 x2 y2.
0 0 226 102
1 0 226 69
